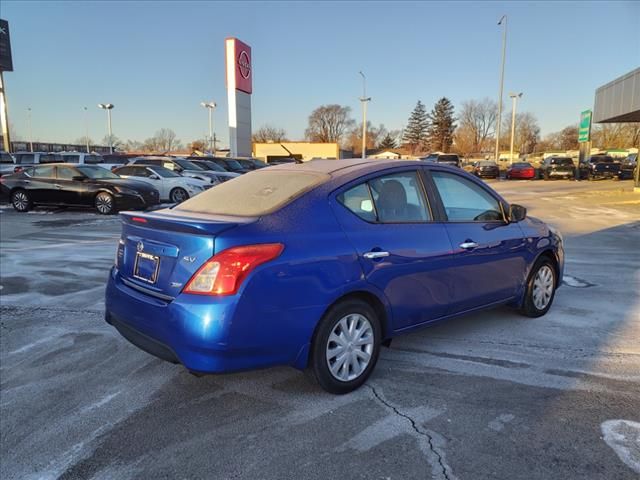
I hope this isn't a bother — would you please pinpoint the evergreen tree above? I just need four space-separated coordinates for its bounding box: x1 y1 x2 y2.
378 132 397 150
402 101 429 153
426 97 456 152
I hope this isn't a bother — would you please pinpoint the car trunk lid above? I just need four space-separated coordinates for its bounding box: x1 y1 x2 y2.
117 210 254 299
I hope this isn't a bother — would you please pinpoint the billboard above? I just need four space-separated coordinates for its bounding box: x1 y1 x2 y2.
0 19 13 72
578 110 592 143
225 37 252 157
225 38 252 94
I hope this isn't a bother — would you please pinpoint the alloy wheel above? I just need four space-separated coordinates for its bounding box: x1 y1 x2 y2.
96 193 113 214
532 265 554 310
325 313 374 382
12 191 29 211
171 188 188 203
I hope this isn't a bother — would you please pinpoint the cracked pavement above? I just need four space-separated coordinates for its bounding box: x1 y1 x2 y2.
1 180 639 479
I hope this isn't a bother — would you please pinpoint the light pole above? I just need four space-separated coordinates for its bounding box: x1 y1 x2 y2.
201 102 216 155
83 106 90 153
495 15 507 162
509 92 523 163
27 107 33 152
359 71 371 159
98 103 114 153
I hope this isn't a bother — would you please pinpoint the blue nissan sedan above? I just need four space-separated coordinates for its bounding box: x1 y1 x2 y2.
105 159 564 393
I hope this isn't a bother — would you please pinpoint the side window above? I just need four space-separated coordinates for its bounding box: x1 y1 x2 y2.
64 155 80 163
33 165 56 178
17 154 34 164
432 171 503 222
337 183 376 222
57 166 79 180
339 171 431 223
136 167 151 177
115 166 133 176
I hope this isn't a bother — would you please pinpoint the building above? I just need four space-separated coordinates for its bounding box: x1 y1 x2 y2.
253 142 342 162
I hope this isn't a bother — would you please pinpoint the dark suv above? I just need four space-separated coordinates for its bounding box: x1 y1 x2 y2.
587 155 621 180
541 157 576 180
618 153 637 180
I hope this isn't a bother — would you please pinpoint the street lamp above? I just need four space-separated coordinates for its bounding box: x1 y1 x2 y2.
201 101 216 155
98 103 114 153
83 106 90 153
359 71 371 159
495 15 508 162
27 107 33 152
509 92 523 163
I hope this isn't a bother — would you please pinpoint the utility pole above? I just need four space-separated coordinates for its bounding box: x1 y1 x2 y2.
495 15 507 162
509 92 523 164
201 102 216 155
98 103 114 153
359 71 371 159
27 107 33 152
83 106 89 153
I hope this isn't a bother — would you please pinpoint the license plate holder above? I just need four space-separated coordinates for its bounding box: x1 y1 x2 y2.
133 252 160 284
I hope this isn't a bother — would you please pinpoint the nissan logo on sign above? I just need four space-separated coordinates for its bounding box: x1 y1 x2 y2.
238 50 251 79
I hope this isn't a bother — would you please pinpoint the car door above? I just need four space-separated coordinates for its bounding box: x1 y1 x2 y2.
138 167 167 199
331 168 454 331
55 165 86 205
28 165 58 203
427 168 527 314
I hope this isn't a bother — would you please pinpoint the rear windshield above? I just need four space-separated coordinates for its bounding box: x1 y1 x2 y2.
478 161 496 166
550 158 573 166
438 155 459 162
175 170 329 216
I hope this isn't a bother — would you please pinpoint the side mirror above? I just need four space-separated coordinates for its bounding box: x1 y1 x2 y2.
72 175 85 182
509 204 527 222
149 174 160 180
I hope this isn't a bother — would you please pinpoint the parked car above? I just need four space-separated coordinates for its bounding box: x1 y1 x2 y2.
587 155 621 180
474 160 500 178
0 164 160 214
618 153 637 180
105 159 563 394
55 152 125 171
185 158 241 182
12 152 50 171
419 153 461 168
113 165 210 203
235 158 267 170
541 157 576 180
506 162 536 180
203 157 251 174
0 152 15 177
129 157 221 185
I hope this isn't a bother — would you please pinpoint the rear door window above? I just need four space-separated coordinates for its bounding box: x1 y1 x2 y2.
33 165 56 178
338 171 431 223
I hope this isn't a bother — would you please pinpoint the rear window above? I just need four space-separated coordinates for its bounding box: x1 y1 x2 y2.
175 170 329 216
550 158 573 166
438 155 459 162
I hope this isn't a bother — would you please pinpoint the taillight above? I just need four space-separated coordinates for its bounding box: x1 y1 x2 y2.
183 243 284 296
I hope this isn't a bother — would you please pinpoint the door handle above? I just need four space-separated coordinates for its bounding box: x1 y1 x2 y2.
54 184 62 189
459 241 479 250
363 251 390 259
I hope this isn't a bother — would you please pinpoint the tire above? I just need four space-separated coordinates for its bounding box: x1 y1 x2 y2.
519 257 557 318
11 189 32 212
95 192 115 215
170 187 189 203
308 299 382 394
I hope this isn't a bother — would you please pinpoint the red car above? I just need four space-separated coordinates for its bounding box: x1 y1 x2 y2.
506 162 536 179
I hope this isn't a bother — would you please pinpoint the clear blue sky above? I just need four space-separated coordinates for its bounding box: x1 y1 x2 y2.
3 1 639 147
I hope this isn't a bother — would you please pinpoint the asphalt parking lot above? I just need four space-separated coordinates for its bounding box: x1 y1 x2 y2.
1 179 639 480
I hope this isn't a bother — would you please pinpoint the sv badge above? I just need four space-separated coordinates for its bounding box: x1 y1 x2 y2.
183 256 196 263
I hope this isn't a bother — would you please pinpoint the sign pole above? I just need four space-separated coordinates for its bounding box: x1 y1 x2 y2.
0 71 10 152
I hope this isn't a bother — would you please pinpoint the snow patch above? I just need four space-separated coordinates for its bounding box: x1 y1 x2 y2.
601 420 640 474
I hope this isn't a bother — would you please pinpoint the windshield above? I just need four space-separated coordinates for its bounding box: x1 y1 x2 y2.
175 170 329 216
197 161 226 172
224 159 245 171
77 165 120 179
84 155 103 164
174 159 204 170
154 166 181 178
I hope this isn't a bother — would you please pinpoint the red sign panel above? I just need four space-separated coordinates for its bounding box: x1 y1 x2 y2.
226 38 252 94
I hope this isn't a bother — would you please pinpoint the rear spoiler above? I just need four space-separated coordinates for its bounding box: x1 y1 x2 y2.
120 211 250 236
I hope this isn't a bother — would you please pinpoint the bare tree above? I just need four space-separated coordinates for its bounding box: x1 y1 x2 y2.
592 123 640 149
154 128 179 152
75 136 93 146
346 122 388 154
305 105 355 143
252 125 288 143
102 134 123 150
500 112 540 154
454 98 497 155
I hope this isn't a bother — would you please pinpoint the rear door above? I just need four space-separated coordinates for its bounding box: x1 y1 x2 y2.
427 169 527 313
55 165 86 205
331 168 454 331
28 165 58 203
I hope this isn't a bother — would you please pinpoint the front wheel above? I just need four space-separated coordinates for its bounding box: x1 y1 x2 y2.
11 189 32 212
170 187 189 203
308 299 381 394
95 192 115 215
519 258 557 318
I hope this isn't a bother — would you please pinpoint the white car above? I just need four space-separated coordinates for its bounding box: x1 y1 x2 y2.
58 152 124 171
113 164 210 203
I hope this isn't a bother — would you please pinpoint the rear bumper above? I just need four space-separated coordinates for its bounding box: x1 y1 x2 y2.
105 267 313 373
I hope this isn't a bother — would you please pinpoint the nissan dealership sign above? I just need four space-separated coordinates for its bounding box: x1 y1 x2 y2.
226 38 252 94
225 37 252 157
